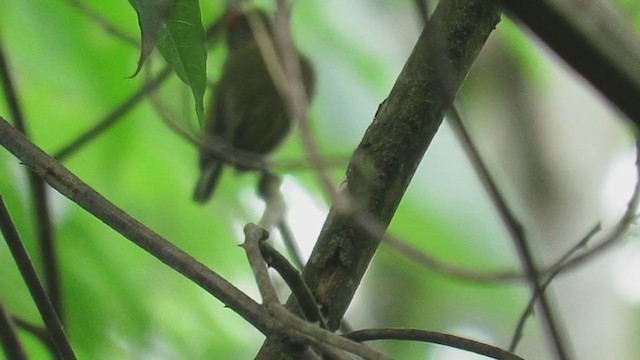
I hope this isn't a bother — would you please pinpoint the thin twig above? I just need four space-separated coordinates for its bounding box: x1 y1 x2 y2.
257 173 287 230
551 144 640 270
510 140 640 347
149 84 348 175
147 85 270 170
0 35 63 322
276 4 343 207
12 316 55 354
383 234 521 282
273 155 349 172
53 66 172 160
247 3 342 209
509 224 601 351
277 220 305 270
256 173 358 334
54 17 226 161
243 223 390 360
0 115 277 337
447 104 571 360
242 224 347 360
413 0 430 25
0 195 76 360
345 328 524 360
60 0 138 46
2 113 386 359
0 303 28 360
259 241 326 328
256 172 305 268
383 178 639 283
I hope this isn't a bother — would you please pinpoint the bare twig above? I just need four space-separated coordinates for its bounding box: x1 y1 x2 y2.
0 35 63 322
257 173 287 230
146 86 270 170
149 87 349 176
256 172 305 269
1 114 384 359
60 0 138 46
275 3 343 206
552 143 640 270
256 173 358 334
383 181 639 283
53 66 172 160
0 115 278 337
276 220 305 270
54 16 227 161
382 234 521 282
448 104 571 360
0 303 28 360
509 224 601 351
243 223 390 360
0 195 76 360
246 3 342 208
273 155 349 172
12 316 55 354
345 328 524 360
259 241 326 328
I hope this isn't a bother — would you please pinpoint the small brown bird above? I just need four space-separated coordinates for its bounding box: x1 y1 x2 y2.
193 8 314 202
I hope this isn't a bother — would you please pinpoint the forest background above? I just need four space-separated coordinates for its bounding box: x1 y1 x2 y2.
1 0 640 359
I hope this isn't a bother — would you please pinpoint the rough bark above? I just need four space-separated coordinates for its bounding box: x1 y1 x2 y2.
256 1 502 358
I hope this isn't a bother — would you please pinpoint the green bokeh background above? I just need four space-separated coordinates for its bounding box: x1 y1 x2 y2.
1 1 639 359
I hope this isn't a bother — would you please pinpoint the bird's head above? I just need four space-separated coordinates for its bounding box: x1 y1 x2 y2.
223 8 271 50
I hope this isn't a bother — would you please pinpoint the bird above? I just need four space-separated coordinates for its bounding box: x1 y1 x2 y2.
193 8 314 203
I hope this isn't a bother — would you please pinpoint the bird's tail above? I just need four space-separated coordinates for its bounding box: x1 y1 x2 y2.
193 163 224 203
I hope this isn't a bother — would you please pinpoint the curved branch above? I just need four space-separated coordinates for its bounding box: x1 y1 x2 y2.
345 328 523 360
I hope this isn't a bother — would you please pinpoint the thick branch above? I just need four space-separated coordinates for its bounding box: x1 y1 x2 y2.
256 1 502 358
497 0 640 127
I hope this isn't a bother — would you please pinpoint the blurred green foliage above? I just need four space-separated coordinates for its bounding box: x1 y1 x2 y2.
3 0 637 359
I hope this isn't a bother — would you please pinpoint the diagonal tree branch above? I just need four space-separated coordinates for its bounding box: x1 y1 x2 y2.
0 303 28 360
0 196 76 360
0 115 278 337
53 66 172 161
448 105 571 359
256 1 502 358
0 35 63 322
497 0 640 127
0 113 396 359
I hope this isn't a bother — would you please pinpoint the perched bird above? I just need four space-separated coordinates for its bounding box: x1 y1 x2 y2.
193 8 314 202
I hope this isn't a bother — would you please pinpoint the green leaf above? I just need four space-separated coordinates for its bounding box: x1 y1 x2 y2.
156 0 207 124
128 0 178 76
128 0 207 124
